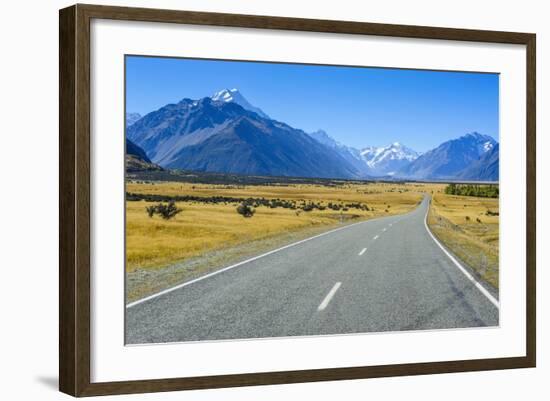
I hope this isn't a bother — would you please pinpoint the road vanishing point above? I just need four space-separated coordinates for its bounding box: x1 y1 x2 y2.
126 195 499 344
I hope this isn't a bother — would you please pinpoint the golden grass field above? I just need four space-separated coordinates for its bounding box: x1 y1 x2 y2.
126 181 431 272
125 179 499 301
427 193 499 288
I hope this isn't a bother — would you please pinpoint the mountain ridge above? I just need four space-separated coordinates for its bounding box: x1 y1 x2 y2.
127 96 360 179
126 89 498 182
397 132 497 180
457 142 499 181
360 142 420 176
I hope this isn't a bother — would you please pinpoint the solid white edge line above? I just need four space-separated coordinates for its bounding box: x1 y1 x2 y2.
127 219 371 308
358 248 367 256
317 282 342 311
423 197 500 309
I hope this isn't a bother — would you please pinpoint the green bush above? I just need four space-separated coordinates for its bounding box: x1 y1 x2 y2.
236 203 255 218
444 183 499 198
145 201 182 220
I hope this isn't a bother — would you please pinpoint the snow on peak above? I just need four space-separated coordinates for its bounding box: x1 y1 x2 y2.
460 132 497 155
210 88 269 119
212 88 239 102
483 141 494 152
360 142 419 169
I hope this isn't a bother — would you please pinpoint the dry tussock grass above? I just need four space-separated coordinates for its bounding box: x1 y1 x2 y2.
126 181 434 271
428 193 499 288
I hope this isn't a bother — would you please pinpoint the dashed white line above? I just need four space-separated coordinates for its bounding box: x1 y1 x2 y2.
318 282 342 311
127 217 372 308
358 248 367 256
382 228 387 232
373 235 379 240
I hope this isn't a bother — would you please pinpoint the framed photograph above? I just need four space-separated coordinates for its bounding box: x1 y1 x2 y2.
59 4 536 397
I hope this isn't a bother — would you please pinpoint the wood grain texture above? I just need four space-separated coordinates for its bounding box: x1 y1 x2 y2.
525 35 536 367
78 3 533 43
59 5 76 396
75 4 92 396
59 3 536 397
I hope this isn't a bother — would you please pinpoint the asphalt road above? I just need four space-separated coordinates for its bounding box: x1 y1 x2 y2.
126 196 499 344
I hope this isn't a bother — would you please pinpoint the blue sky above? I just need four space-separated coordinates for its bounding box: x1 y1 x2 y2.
126 56 499 152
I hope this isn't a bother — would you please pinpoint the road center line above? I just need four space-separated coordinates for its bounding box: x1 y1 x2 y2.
127 218 372 308
373 235 379 240
358 248 367 256
318 282 342 311
382 228 387 232
127 202 422 309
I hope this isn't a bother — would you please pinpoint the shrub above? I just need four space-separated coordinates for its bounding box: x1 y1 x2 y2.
145 201 182 220
157 201 182 219
236 203 255 218
444 183 499 198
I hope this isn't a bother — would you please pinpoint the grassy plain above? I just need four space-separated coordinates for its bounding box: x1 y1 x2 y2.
126 181 431 272
427 193 499 288
125 178 499 301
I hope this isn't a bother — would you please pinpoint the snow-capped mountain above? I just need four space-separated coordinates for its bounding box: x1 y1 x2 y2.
306 131 420 177
126 87 498 182
398 132 498 180
458 142 499 181
127 95 359 178
360 142 420 176
211 88 270 119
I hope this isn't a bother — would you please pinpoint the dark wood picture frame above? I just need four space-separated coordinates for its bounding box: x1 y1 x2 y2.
59 3 536 397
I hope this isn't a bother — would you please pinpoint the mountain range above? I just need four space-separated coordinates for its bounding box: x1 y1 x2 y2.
398 132 497 180
126 88 499 181
360 142 420 177
127 95 357 178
